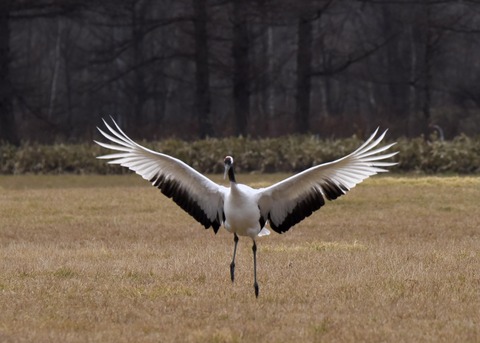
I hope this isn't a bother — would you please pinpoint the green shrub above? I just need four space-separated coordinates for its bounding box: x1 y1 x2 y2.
1 135 479 175
394 135 480 174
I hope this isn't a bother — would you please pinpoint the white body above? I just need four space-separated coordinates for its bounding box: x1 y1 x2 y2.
224 184 266 238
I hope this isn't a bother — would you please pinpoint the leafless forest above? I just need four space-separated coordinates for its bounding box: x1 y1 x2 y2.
1 0 480 144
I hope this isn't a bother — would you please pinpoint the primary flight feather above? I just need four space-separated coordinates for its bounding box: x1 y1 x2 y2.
95 118 398 297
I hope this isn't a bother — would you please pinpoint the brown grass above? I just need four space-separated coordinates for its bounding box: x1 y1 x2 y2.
0 175 479 342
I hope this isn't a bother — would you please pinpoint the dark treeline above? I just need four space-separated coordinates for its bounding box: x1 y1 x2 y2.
1 0 480 144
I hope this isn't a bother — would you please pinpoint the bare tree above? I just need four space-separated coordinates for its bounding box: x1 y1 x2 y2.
295 13 313 133
232 0 250 136
0 1 19 145
1 0 480 142
193 0 212 138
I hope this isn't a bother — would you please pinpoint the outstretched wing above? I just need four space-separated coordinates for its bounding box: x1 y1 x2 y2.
95 118 227 233
257 129 398 233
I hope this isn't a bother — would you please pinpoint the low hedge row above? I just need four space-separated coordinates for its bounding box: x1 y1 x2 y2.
1 134 479 175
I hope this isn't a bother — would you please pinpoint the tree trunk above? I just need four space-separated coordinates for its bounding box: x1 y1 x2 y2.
295 15 313 134
266 25 275 122
421 4 434 138
232 0 249 136
0 0 19 145
422 37 432 138
48 18 62 122
130 1 148 133
193 0 212 138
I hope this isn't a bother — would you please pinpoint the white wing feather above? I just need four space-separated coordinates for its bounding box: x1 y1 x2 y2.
95 118 227 232
257 128 398 233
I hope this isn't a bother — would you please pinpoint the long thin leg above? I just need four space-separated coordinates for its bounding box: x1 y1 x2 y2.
230 234 239 282
252 240 259 298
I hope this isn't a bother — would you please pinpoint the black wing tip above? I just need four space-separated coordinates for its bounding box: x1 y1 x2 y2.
212 222 221 234
322 179 348 201
268 185 338 234
151 174 222 234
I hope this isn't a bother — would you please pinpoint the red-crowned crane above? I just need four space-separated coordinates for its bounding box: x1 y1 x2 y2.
95 119 398 297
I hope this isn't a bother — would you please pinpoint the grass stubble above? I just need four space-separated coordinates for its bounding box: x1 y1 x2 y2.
0 175 479 342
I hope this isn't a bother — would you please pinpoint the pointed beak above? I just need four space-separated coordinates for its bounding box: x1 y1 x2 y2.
223 163 230 180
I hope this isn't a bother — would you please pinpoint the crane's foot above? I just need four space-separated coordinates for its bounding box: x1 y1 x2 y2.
254 282 259 298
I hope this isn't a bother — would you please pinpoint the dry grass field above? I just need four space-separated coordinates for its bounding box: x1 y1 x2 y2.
0 174 479 342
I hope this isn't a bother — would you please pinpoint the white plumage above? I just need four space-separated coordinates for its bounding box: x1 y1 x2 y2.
95 118 398 297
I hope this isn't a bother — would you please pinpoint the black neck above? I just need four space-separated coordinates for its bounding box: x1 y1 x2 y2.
228 166 236 183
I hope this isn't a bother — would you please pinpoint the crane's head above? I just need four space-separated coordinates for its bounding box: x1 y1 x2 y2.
223 156 234 181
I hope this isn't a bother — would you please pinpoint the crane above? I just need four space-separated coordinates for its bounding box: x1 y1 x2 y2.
95 119 397 297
